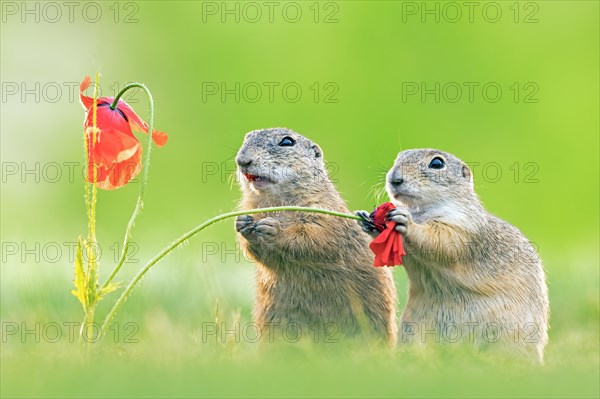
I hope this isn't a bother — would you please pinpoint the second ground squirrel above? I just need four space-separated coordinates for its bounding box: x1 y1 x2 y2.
358 149 549 361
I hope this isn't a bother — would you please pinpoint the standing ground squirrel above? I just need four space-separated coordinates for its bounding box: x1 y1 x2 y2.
358 149 549 361
235 128 397 345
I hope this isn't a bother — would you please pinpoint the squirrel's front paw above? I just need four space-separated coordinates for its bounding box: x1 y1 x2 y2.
355 210 380 238
387 207 411 235
253 217 280 243
235 215 256 238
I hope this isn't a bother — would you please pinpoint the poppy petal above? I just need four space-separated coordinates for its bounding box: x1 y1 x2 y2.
368 202 406 267
151 130 168 147
92 128 140 165
87 127 142 190
79 76 94 110
107 145 142 189
91 147 142 190
118 101 169 147
85 101 134 137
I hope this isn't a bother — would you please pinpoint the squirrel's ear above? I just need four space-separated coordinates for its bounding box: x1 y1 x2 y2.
312 144 322 159
461 163 473 182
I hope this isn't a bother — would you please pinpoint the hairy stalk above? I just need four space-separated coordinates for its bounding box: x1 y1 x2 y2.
100 206 362 336
101 83 155 290
80 116 90 347
80 73 100 346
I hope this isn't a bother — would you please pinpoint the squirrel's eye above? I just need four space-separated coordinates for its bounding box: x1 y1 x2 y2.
428 157 445 169
279 137 295 147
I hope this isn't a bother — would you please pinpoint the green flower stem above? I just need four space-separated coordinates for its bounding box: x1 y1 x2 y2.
80 73 100 347
101 83 154 290
82 307 95 351
100 206 363 336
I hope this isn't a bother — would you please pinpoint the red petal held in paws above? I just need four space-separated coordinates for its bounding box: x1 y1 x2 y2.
368 202 406 267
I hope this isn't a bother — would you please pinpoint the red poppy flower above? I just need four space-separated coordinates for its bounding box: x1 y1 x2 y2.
79 76 168 190
368 202 406 267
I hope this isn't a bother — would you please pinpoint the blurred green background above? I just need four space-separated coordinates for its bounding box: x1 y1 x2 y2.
1 1 598 398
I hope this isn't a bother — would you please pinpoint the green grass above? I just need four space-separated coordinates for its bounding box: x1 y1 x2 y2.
2 345 599 398
1 245 598 398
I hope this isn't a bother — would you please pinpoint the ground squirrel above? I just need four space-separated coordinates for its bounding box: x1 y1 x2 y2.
235 128 397 345
358 149 549 361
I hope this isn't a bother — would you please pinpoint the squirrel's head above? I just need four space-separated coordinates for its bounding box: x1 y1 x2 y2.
236 127 326 196
386 149 474 210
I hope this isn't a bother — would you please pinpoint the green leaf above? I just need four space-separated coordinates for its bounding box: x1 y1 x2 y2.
83 239 100 306
71 237 87 310
97 282 120 302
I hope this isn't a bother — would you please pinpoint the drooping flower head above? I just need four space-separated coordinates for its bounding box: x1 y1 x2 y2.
79 76 168 190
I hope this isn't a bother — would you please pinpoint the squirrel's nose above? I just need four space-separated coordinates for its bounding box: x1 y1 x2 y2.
388 170 404 187
236 154 252 168
389 177 404 187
